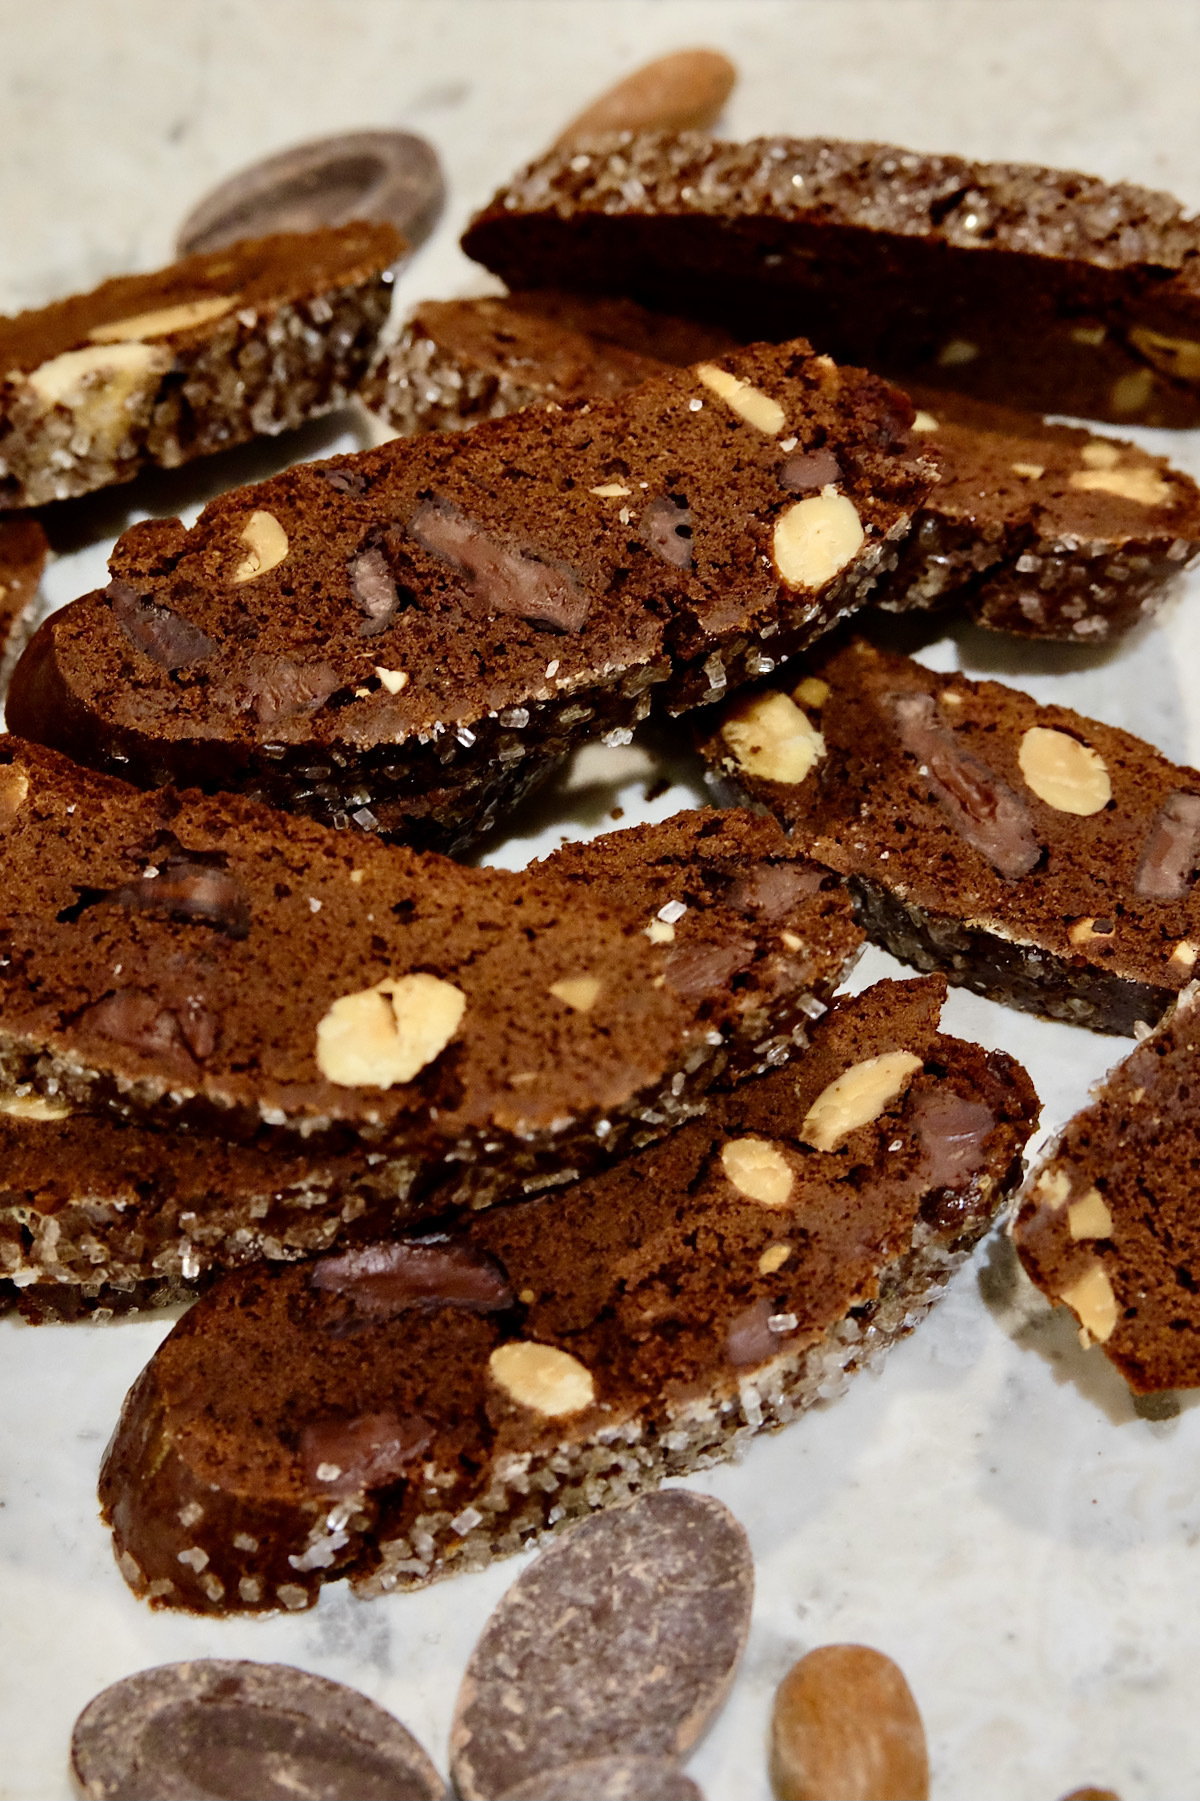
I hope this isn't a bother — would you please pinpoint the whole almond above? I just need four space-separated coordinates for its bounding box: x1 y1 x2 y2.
770 1644 930 1801
555 49 736 148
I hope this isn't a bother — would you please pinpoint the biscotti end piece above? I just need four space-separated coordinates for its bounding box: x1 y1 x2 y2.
886 387 1200 641
98 976 1037 1614
697 637 1200 1035
462 130 1200 426
8 338 933 854
1015 982 1200 1393
0 222 401 508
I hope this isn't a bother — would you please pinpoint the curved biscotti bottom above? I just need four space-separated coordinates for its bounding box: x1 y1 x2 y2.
851 878 1171 1037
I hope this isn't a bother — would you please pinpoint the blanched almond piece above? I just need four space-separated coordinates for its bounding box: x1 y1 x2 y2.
801 1052 923 1153
773 492 864 590
721 690 825 785
548 976 601 1012
0 1092 71 1121
1034 1167 1071 1210
758 1242 792 1275
1128 325 1200 383
88 296 236 342
1070 465 1172 505
489 1341 595 1417
1068 1189 1114 1240
0 766 28 823
1018 727 1111 815
793 676 830 709
25 342 169 455
375 666 409 694
770 1643 930 1801
721 1137 794 1207
315 973 466 1088
1060 1262 1118 1343
696 363 785 434
1081 439 1121 469
233 510 289 583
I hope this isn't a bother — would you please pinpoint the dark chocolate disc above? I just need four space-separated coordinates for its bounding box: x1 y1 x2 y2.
450 1490 752 1801
71 1658 446 1800
498 1756 704 1799
177 131 444 258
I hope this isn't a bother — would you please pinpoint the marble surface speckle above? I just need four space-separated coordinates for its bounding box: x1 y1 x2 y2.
4 3 1200 1796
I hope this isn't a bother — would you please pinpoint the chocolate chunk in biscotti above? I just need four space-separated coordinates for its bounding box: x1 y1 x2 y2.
450 1492 748 1801
0 746 861 1277
7 339 933 854
71 1658 446 1800
497 1758 704 1800
0 223 400 509
698 636 1200 1035
97 976 1037 1613
362 295 1200 647
177 130 444 259
0 515 47 691
462 130 1200 427
1015 981 1200 1393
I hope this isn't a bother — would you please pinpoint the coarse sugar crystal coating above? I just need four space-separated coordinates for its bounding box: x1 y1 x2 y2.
462 130 1200 426
0 223 401 508
97 976 1037 1614
1015 981 1200 1393
0 757 861 1313
7 338 933 854
697 636 1200 1034
0 515 47 691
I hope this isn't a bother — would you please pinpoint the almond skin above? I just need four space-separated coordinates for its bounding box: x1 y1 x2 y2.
555 49 736 147
770 1644 930 1801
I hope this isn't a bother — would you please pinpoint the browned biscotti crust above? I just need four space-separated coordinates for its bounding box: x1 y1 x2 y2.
0 515 47 690
97 976 1038 1613
462 131 1200 426
363 294 1200 648
0 223 401 508
0 750 861 1271
1015 980 1200 1393
697 638 1200 1034
7 339 932 854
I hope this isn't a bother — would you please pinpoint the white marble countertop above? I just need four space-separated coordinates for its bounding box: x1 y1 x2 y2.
4 3 1200 1795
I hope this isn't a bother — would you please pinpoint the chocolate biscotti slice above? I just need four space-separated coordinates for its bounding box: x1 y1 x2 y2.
698 637 1200 1035
462 130 1200 427
891 389 1200 641
363 294 1200 645
0 746 861 1264
0 515 47 690
1014 981 1200 1393
7 339 932 853
98 976 1037 1614
0 223 400 508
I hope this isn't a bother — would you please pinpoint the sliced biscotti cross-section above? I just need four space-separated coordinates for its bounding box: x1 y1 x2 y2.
698 637 1200 1035
362 293 1200 647
1015 982 1200 1392
98 975 1037 1614
0 515 47 690
0 745 861 1267
7 339 932 854
462 130 1200 427
0 223 401 508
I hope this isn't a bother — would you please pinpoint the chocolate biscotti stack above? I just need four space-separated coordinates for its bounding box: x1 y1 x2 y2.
462 130 1200 427
699 637 1200 1035
364 292 1200 645
8 337 933 853
98 976 1037 1613
0 222 401 507
0 739 861 1317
